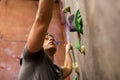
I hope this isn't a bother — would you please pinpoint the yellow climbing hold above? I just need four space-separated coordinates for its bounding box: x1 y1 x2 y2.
72 62 79 73
62 5 71 13
81 45 85 53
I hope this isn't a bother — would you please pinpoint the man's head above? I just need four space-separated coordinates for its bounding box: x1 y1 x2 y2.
43 33 56 56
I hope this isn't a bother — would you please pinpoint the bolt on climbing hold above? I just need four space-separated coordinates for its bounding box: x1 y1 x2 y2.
62 5 71 13
75 9 83 34
72 62 79 73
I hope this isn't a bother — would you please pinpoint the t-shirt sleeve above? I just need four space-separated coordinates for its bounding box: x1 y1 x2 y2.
20 45 45 65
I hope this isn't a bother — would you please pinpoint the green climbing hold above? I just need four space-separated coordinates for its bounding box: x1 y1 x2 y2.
75 9 83 34
75 40 81 51
74 76 78 80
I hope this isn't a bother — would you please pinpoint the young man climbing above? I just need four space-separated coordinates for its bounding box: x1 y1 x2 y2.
18 0 72 80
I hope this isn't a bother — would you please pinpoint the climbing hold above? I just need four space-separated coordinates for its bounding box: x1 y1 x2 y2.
62 5 71 13
72 62 79 73
66 24 76 32
68 14 74 24
81 45 85 53
75 9 83 34
67 14 77 32
75 40 85 54
75 40 81 51
73 76 78 80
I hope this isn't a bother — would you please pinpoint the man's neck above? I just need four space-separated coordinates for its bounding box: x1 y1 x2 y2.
44 50 54 62
48 55 54 62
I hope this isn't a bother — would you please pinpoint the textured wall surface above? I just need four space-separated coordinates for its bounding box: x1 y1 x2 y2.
62 0 120 80
0 0 66 80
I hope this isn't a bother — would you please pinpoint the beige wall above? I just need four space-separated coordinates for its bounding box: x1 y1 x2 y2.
62 0 120 80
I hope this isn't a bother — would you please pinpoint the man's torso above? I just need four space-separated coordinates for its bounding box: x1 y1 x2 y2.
18 47 63 80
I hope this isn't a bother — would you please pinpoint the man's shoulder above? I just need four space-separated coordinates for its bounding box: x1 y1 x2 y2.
20 46 45 65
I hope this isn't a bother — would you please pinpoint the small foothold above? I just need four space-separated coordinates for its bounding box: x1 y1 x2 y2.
62 5 71 13
81 45 85 53
75 40 85 54
72 62 79 73
75 40 81 51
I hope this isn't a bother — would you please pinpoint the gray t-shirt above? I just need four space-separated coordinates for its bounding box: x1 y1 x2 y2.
18 46 63 80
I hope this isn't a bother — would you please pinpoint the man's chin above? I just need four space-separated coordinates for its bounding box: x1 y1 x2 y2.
44 46 56 54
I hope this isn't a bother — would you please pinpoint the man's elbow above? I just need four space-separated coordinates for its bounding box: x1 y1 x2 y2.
63 67 72 78
67 67 72 75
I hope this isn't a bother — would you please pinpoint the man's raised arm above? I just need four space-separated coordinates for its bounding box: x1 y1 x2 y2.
27 0 54 53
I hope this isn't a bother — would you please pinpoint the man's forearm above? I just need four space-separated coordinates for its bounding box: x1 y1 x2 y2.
64 43 72 69
36 0 54 20
64 51 72 70
62 43 72 78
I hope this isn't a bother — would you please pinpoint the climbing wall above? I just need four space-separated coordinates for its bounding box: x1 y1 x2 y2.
0 0 66 80
60 0 120 80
